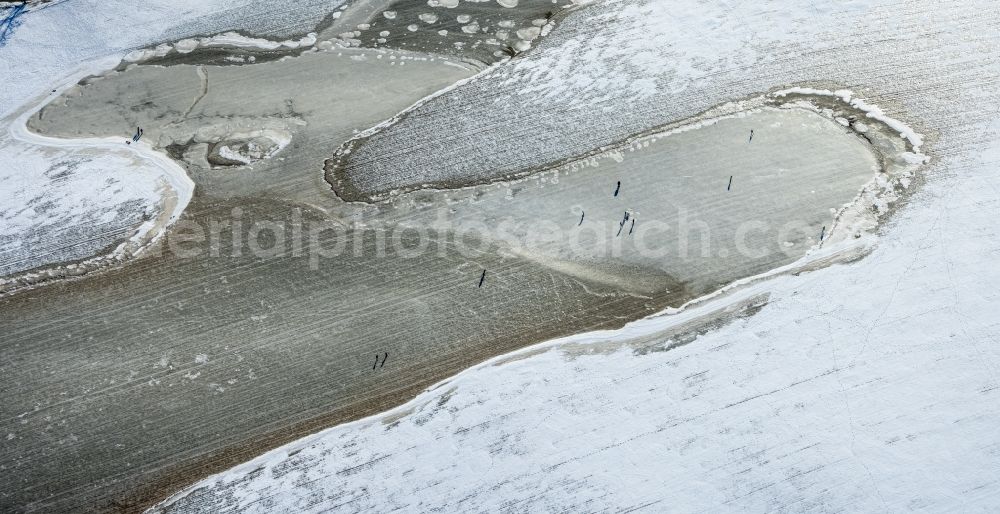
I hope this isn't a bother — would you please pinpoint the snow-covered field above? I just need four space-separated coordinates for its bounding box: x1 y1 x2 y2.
0 135 169 277
0 62 194 283
153 0 1000 511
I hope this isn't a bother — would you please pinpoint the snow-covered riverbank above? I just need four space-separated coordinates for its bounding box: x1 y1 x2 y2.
0 56 193 286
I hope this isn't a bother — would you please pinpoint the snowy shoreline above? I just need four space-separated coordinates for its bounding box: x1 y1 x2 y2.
150 235 874 510
0 56 195 295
